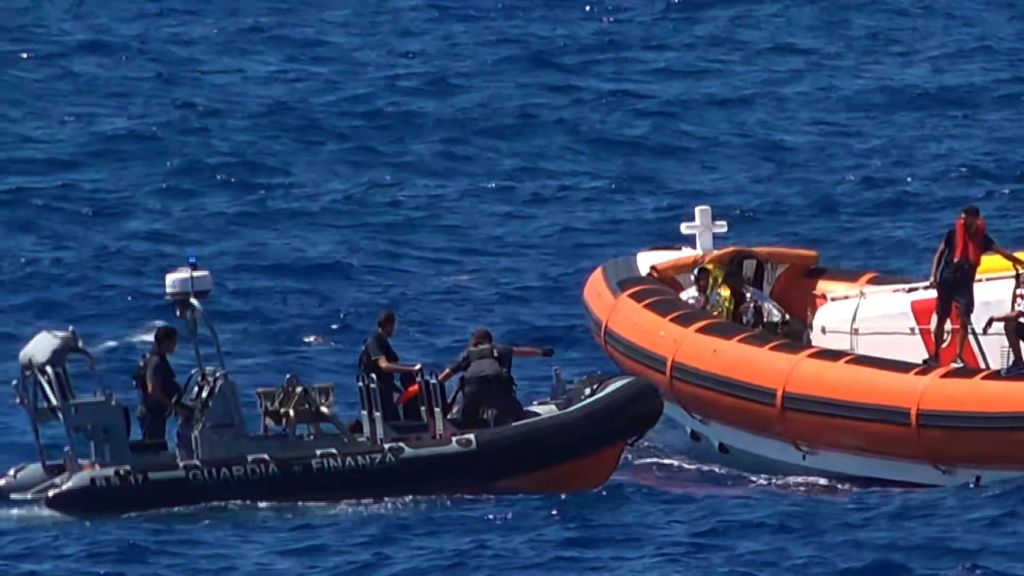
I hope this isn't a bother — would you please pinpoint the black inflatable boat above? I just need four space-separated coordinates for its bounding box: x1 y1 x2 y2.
1 262 663 517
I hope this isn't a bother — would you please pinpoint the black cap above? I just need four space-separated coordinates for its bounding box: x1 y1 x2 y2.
471 328 493 345
154 325 178 346
377 309 396 329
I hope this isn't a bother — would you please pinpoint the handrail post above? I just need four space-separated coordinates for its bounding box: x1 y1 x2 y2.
368 374 384 445
357 374 371 442
551 367 565 398
430 375 444 439
418 373 429 423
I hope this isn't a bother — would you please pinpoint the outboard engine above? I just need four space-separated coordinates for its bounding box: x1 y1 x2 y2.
0 462 64 500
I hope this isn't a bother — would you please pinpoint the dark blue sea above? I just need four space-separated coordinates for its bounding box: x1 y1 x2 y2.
3 0 1024 574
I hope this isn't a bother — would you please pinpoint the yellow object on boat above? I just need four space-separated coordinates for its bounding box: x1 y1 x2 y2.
977 251 1024 277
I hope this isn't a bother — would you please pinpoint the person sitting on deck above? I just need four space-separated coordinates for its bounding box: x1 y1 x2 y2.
982 274 1024 376
679 266 713 309
710 267 749 324
709 265 796 336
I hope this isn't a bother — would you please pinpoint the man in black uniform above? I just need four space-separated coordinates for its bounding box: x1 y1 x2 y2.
437 328 553 427
358 310 423 422
135 325 188 442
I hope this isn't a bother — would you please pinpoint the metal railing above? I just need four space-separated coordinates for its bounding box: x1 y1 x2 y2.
356 372 450 445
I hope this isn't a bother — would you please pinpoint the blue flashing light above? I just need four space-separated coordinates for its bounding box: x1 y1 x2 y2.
187 254 198 269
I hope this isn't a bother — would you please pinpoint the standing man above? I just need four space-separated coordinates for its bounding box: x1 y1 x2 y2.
358 310 422 422
135 325 188 442
925 205 1024 367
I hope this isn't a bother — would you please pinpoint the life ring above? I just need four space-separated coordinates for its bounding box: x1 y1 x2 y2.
397 382 420 406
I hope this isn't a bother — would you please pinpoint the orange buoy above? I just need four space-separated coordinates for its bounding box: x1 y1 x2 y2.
397 382 420 406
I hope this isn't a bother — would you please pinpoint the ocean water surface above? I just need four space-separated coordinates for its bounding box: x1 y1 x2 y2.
3 0 1024 574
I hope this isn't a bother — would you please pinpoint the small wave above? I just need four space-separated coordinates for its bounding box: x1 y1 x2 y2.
630 456 734 475
89 339 121 353
627 454 855 495
135 321 168 337
0 503 68 523
748 473 856 495
79 321 169 359
838 558 917 576
301 334 334 347
121 495 462 520
121 321 169 345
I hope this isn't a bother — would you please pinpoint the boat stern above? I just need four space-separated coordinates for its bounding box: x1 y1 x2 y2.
0 461 66 501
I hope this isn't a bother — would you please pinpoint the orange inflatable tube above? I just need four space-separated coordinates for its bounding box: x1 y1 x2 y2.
583 254 1024 469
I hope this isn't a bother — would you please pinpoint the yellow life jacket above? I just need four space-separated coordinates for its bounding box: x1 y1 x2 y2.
704 266 733 320
713 285 736 321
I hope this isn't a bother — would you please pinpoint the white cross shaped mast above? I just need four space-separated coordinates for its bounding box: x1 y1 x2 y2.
679 205 728 254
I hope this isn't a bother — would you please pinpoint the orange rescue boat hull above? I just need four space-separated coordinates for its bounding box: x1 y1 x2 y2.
583 251 1024 487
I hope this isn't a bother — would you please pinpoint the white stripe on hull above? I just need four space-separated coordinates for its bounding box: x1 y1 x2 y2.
662 403 1024 487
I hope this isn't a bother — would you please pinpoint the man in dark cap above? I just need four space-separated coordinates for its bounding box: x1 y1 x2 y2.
437 328 553 427
357 310 423 422
134 325 188 442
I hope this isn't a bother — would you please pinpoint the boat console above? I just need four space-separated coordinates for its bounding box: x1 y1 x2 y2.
255 376 338 436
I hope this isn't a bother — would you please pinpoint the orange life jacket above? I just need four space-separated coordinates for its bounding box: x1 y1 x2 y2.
954 216 987 268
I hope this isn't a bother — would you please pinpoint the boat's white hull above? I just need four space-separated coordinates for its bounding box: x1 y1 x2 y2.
662 402 1024 487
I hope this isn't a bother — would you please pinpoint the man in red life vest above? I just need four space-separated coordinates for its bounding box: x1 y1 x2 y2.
925 205 1024 367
